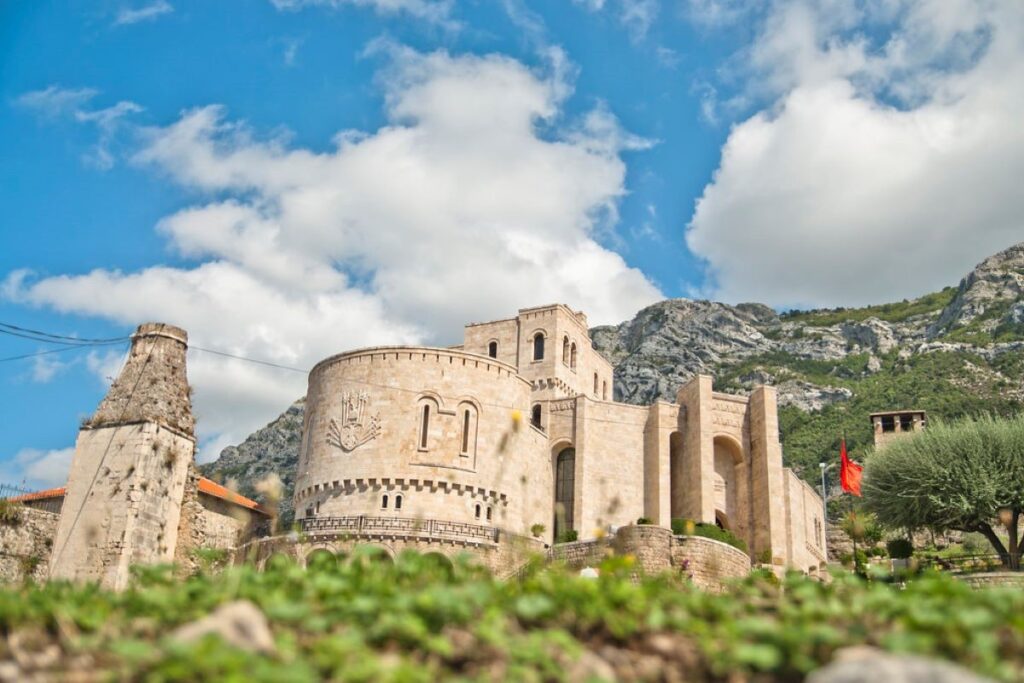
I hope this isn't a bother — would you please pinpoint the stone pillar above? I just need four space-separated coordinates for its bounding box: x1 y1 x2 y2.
748 385 788 565
643 403 673 526
677 375 714 524
49 323 196 590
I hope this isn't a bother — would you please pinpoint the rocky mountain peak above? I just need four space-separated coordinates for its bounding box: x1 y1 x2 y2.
932 241 1024 336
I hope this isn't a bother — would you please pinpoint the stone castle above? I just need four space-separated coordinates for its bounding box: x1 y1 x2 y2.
3 305 828 588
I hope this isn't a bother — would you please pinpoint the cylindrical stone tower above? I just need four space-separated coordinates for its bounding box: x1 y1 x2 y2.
295 346 552 544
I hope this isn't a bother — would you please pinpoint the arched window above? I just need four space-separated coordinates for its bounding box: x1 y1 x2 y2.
570 343 577 370
486 506 492 521
487 341 498 358
533 332 545 360
594 373 599 395
419 403 431 449
395 494 403 511
475 503 481 520
555 447 575 538
602 381 608 401
562 336 570 365
531 404 542 429
460 406 477 456
381 494 389 509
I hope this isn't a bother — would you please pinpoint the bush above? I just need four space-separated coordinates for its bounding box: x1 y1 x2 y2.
0 500 21 526
1 553 1023 681
636 517 653 525
555 529 578 543
672 518 747 553
529 523 545 538
886 538 913 559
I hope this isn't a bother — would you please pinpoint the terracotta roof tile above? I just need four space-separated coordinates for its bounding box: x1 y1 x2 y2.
5 486 66 503
197 477 269 515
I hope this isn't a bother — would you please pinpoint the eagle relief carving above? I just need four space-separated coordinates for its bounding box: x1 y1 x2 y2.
327 391 381 452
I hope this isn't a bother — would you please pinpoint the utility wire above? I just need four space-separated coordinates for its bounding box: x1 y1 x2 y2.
0 340 127 363
0 322 128 344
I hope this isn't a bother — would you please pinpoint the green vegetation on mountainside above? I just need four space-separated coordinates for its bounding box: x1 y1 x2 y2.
779 287 958 326
3 552 1024 681
715 349 1024 480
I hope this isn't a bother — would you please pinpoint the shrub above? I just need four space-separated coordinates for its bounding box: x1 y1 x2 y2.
0 500 21 526
529 523 545 538
636 517 653 525
555 529 578 543
1 553 1023 681
672 518 747 553
886 538 913 559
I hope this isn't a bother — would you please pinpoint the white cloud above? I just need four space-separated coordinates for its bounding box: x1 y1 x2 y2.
620 0 659 41
114 1 174 26
15 86 141 170
687 0 1024 308
2 448 74 489
270 0 453 24
6 48 661 459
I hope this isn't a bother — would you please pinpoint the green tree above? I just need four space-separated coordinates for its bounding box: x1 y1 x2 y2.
863 415 1024 570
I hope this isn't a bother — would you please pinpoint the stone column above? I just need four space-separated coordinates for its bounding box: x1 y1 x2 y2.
748 385 788 565
49 323 196 590
643 403 674 526
677 375 714 524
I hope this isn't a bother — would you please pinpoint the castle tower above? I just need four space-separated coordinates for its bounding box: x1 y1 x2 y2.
49 323 196 590
870 409 927 448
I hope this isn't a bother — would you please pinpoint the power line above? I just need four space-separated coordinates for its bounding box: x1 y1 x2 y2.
0 340 127 363
189 346 308 374
0 322 128 344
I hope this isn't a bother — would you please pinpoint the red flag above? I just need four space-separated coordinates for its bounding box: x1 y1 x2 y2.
840 439 863 497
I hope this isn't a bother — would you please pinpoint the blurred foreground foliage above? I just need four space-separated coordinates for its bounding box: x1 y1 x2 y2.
2 550 1024 682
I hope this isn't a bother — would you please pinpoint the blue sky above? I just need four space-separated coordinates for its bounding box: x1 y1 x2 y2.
2 0 1022 487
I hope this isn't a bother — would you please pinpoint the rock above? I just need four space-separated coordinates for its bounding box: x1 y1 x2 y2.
841 318 899 354
775 380 853 412
567 649 616 682
171 600 276 655
931 242 1024 336
808 646 995 683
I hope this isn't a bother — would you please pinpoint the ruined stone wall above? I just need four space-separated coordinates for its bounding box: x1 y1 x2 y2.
671 535 751 592
49 422 194 590
0 506 58 584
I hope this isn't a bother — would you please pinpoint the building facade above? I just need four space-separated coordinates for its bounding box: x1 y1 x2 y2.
295 304 827 573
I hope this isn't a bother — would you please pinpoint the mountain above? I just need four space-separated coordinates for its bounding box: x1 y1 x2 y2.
201 242 1024 524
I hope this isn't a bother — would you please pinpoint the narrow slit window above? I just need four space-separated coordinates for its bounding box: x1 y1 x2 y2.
381 494 389 509
562 336 570 365
602 381 608 400
533 333 544 360
395 494 403 511
461 409 471 454
488 341 498 358
420 404 431 448
486 506 492 521
475 504 481 519
594 373 599 395
570 343 577 370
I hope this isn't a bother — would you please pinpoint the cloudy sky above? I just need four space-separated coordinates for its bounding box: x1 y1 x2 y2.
2 0 1021 487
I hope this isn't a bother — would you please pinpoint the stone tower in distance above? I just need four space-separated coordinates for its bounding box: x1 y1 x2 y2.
49 323 196 590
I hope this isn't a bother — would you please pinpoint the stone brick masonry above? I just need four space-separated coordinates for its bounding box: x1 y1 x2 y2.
0 506 59 584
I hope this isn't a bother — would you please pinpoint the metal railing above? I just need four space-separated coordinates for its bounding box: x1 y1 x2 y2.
0 483 64 515
298 514 500 544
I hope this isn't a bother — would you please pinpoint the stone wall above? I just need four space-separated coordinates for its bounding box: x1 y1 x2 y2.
0 506 59 584
671 535 751 592
957 572 1024 589
548 538 609 568
614 524 673 574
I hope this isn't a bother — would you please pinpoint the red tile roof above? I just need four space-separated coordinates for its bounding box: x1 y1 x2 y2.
197 477 269 515
5 486 66 503
5 480 267 516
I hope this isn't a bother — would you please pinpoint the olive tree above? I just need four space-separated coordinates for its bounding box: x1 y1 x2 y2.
863 414 1024 570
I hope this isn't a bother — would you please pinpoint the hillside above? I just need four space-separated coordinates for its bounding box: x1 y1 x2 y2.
202 242 1024 523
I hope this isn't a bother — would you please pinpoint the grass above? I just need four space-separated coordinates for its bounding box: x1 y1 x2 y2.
780 287 958 327
2 553 1024 681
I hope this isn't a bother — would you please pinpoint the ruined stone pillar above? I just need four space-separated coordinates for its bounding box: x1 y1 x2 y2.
677 375 715 524
49 323 196 590
748 385 788 565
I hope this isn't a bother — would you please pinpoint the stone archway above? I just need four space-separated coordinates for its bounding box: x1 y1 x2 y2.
712 435 743 532
306 547 337 570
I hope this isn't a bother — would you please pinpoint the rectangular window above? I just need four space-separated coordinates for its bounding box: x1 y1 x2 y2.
420 404 430 448
461 410 470 454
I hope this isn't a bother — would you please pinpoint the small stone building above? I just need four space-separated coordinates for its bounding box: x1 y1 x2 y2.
293 304 827 574
870 410 927 448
